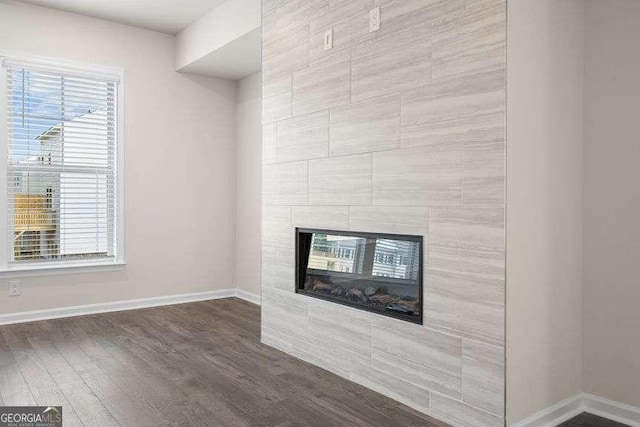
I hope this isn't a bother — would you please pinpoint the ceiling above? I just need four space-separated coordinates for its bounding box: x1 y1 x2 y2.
17 0 229 34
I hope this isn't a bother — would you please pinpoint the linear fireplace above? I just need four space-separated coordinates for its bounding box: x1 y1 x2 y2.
296 228 423 324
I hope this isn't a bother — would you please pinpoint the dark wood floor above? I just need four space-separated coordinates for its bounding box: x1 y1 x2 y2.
559 413 630 427
0 298 447 427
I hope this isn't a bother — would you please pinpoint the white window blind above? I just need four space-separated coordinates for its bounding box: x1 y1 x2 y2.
371 238 420 281
4 62 119 266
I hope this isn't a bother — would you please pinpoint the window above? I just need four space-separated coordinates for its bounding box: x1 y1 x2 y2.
0 56 124 274
307 232 420 281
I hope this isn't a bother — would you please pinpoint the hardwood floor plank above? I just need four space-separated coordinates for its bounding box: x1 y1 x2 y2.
79 364 169 427
559 413 630 427
0 333 16 368
26 334 120 427
11 349 84 427
0 363 36 406
0 299 445 427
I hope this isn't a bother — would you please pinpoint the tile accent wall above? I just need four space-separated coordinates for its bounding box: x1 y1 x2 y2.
261 1 506 426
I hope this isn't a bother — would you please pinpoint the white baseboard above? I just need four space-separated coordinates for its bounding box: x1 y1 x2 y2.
234 289 261 305
510 393 640 427
0 288 237 325
509 394 584 427
584 393 640 427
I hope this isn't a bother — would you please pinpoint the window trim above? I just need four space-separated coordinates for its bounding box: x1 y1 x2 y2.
0 51 125 275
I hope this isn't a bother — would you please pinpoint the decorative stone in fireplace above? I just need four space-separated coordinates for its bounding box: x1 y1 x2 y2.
296 228 423 324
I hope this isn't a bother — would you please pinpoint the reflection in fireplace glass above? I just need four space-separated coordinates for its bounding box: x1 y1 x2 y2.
296 229 423 324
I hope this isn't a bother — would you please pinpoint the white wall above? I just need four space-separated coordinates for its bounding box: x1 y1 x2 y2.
0 0 237 314
583 0 640 408
235 72 261 296
506 0 585 423
175 0 261 71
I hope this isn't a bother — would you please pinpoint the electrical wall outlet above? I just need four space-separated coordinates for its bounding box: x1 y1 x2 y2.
324 28 333 50
9 280 21 297
369 7 381 32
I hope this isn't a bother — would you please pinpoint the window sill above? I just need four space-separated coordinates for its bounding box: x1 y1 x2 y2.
0 261 126 278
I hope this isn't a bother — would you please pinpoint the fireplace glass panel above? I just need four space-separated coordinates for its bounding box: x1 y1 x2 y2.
296 229 423 324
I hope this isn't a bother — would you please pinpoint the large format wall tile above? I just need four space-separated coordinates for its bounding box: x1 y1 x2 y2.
263 0 277 15
263 123 277 164
275 0 329 30
423 292 504 345
463 140 505 207
431 393 503 427
307 301 372 359
428 245 504 282
379 0 465 36
292 50 351 116
308 153 372 205
431 0 506 83
401 70 506 148
462 339 504 416
263 75 292 124
263 161 308 206
302 333 370 376
351 24 431 103
330 94 401 156
370 349 461 399
262 289 309 342
262 246 294 291
262 0 506 424
263 16 306 60
425 206 505 344
371 318 462 375
350 365 431 415
348 206 428 236
263 18 310 80
424 268 503 307
309 0 374 61
276 111 329 162
262 206 293 248
372 144 463 206
428 207 505 279
292 205 349 230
